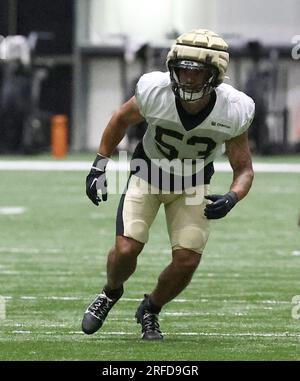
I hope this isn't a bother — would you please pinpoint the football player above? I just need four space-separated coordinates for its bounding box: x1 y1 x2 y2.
82 29 255 340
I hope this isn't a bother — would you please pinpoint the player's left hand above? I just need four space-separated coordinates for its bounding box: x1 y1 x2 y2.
86 153 109 206
86 170 107 205
204 191 238 219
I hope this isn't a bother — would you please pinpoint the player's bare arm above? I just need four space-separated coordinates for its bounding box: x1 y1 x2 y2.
85 96 144 205
99 96 145 157
204 132 254 219
225 131 254 202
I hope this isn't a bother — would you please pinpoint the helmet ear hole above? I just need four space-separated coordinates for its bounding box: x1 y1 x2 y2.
208 67 219 87
173 67 180 79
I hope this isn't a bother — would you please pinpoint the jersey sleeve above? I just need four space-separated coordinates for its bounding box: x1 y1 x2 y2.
135 72 170 118
135 73 159 118
232 92 255 137
135 74 149 118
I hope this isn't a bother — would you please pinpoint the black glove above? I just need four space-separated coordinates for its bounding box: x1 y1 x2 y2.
204 191 238 219
86 154 109 206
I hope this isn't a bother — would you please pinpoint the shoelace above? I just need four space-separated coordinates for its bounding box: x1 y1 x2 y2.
142 312 161 333
89 294 113 319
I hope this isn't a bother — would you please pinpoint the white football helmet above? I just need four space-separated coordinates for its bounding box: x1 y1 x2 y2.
166 29 229 102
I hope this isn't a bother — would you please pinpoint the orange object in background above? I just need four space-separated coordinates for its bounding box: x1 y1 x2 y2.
51 114 68 158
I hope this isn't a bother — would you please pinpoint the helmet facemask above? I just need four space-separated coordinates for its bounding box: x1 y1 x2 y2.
168 59 218 102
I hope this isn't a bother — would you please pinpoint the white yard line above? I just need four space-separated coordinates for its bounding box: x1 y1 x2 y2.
0 207 27 215
171 332 300 338
0 247 61 254
0 161 300 172
7 330 300 338
2 295 292 305
2 296 193 302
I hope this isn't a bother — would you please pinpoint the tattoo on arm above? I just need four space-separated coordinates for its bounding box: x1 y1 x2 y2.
225 132 254 201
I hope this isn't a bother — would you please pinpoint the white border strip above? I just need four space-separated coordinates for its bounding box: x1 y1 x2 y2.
0 161 300 172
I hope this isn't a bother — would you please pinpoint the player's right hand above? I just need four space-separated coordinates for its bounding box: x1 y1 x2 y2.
86 154 109 206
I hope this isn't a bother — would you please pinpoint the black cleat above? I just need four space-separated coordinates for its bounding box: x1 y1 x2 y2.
82 290 121 334
135 294 163 340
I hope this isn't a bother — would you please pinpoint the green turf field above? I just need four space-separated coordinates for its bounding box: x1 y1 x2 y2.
0 156 300 360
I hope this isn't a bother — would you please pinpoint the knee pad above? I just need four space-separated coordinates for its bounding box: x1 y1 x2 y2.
124 219 149 244
175 227 209 254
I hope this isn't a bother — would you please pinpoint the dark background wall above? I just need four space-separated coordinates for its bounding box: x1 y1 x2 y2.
16 0 73 55
0 0 74 119
0 1 9 36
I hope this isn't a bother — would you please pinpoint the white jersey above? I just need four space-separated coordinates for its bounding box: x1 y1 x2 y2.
135 71 255 169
